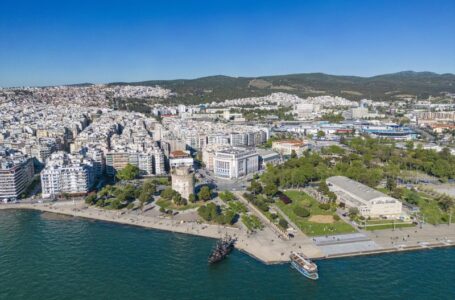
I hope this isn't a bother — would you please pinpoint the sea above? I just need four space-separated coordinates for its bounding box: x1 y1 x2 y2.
0 209 454 300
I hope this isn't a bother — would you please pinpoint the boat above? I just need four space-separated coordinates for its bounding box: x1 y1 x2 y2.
208 235 237 264
290 252 319 280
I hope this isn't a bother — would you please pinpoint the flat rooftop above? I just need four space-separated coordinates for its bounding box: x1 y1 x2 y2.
326 176 388 202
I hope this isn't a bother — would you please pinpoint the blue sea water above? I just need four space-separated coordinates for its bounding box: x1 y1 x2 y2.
0 210 454 300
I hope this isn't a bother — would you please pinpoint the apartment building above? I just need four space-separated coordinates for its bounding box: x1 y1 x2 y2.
41 152 95 198
0 148 34 201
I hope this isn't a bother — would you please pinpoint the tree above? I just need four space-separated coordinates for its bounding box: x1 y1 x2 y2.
278 218 288 229
318 203 330 210
263 183 278 197
219 191 236 202
96 199 105 207
111 199 122 209
391 188 404 200
116 164 140 181
438 196 454 212
348 207 359 218
139 191 152 209
248 179 263 195
173 192 185 206
142 180 156 195
189 193 197 203
85 194 97 205
317 130 326 138
198 202 219 221
294 206 310 217
198 186 211 201
222 210 237 225
405 191 419 205
160 187 175 200
386 177 397 191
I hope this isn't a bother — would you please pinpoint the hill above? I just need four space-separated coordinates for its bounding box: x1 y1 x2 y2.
109 71 455 104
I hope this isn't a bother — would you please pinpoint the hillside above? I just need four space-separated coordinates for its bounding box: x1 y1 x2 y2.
109 71 455 104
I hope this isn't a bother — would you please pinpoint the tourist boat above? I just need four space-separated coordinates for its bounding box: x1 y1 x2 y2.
208 235 237 264
290 252 319 280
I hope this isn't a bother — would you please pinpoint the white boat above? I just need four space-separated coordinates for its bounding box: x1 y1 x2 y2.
290 252 319 280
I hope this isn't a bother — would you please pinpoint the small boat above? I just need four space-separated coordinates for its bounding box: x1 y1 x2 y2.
290 252 319 280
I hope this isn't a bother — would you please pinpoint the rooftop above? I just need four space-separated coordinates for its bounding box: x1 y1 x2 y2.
326 176 389 202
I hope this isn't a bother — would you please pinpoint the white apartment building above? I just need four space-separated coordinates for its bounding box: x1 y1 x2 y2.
214 147 259 179
41 152 95 198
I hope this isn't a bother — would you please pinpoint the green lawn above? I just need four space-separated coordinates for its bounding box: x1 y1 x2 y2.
403 189 455 225
417 196 454 225
276 191 356 236
156 198 203 211
227 201 247 214
241 214 264 231
364 223 415 231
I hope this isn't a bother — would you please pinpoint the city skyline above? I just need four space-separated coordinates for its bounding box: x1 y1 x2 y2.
1 0 454 87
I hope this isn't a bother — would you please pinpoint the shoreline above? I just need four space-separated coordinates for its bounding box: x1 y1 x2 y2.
0 202 306 265
1 202 454 264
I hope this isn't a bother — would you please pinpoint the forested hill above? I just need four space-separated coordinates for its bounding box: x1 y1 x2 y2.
109 71 455 104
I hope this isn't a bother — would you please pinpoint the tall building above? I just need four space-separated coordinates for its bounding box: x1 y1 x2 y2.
0 148 34 201
41 152 95 198
106 148 166 177
171 167 194 200
213 147 258 179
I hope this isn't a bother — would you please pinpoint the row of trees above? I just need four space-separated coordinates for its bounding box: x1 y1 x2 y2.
85 180 157 210
260 136 455 192
345 137 455 180
159 185 212 207
197 203 237 225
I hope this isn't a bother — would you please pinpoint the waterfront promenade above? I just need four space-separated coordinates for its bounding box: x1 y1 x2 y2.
1 201 454 263
0 201 322 264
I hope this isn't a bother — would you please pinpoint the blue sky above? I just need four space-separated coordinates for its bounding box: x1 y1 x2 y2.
0 0 454 87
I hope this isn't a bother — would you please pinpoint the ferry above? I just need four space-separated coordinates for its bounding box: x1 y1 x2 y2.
290 252 319 280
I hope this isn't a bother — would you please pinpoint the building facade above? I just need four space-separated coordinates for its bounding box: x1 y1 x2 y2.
272 139 305 156
213 147 259 179
0 148 34 201
40 152 95 198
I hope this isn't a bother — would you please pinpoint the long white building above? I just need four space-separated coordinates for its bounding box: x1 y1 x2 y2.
326 176 402 218
213 147 258 179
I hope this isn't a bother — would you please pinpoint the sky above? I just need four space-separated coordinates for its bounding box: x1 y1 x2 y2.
0 0 454 87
